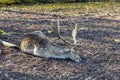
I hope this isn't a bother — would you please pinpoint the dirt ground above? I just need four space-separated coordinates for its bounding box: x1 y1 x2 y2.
0 9 120 80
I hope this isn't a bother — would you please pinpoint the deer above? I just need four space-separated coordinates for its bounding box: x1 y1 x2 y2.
0 20 82 62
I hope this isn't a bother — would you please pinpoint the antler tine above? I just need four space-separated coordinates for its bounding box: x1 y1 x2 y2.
57 19 75 45
72 23 78 45
51 19 72 45
51 19 60 38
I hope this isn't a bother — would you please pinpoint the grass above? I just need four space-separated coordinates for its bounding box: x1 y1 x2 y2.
0 2 120 17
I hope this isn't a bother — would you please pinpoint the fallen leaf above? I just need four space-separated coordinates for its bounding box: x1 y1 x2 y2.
0 29 6 34
47 30 53 33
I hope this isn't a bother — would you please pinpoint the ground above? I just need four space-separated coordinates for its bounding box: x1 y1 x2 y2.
0 3 120 80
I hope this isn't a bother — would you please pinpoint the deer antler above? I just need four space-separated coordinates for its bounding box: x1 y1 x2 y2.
72 23 78 45
51 19 60 39
51 19 72 45
51 19 81 47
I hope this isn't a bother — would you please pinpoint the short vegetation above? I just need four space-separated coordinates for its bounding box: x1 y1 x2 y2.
0 0 120 4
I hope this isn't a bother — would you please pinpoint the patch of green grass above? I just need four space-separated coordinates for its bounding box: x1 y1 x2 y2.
0 2 120 16
0 0 20 4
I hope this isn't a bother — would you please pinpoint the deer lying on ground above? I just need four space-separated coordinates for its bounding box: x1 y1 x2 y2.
0 21 82 62
20 31 81 62
0 30 81 62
